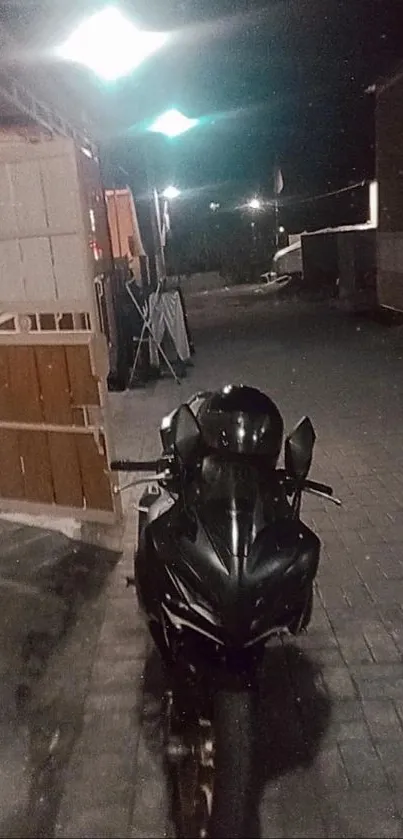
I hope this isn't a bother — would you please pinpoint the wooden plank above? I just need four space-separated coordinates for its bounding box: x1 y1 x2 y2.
35 345 74 424
0 496 116 525
0 420 94 434
76 432 114 511
8 345 43 423
0 346 14 421
0 328 91 344
72 407 85 426
48 432 84 508
19 430 54 503
0 428 24 499
65 344 100 406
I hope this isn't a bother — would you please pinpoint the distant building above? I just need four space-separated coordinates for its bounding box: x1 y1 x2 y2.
376 65 403 311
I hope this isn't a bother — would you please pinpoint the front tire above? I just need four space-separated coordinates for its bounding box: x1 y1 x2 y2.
209 690 255 839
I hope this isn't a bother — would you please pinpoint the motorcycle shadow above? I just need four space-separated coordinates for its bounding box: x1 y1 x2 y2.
251 639 332 837
141 639 331 839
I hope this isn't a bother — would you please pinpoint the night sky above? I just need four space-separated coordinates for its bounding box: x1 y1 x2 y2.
100 0 403 206
2 0 403 215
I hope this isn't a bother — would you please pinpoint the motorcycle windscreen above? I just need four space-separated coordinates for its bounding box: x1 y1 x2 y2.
197 455 274 559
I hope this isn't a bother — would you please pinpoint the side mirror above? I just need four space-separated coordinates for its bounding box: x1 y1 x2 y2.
173 404 202 465
160 407 179 453
285 416 316 482
187 391 213 419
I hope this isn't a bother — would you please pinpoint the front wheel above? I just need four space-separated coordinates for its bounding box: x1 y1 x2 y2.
209 689 255 839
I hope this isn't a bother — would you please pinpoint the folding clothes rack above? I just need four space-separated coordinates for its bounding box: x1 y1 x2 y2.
125 277 181 386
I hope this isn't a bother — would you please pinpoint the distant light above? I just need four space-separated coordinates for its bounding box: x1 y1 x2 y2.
210 201 220 211
248 197 262 210
150 109 199 138
89 208 96 232
163 185 180 200
279 225 285 233
369 180 378 227
57 7 167 81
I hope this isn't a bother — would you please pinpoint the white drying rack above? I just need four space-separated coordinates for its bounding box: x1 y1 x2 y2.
125 278 181 386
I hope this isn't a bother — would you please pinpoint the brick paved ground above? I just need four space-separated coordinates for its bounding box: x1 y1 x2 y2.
57 287 403 838
0 520 117 838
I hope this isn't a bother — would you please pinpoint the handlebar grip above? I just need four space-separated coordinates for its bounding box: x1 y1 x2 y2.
110 460 159 473
304 479 333 496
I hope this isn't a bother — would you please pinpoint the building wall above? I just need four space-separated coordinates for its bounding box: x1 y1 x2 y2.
338 230 377 311
301 233 339 293
376 73 403 310
300 229 376 308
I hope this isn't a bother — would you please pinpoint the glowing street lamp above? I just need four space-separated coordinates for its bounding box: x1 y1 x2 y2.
162 185 181 200
150 109 199 138
57 6 168 81
248 197 262 210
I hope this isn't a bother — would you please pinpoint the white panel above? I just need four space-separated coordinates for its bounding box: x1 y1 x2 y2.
11 161 47 236
20 237 56 301
40 154 81 234
51 235 89 303
0 240 25 301
0 165 17 239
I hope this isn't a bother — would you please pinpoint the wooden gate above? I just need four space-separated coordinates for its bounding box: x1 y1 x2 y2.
0 133 120 524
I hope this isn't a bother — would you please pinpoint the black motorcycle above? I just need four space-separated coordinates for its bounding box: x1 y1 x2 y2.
111 385 340 839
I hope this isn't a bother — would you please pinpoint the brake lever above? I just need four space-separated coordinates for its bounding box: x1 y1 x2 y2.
115 471 170 494
304 486 342 506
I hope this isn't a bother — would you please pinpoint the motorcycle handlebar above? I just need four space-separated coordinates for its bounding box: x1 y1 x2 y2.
304 479 333 496
110 460 159 473
110 463 335 499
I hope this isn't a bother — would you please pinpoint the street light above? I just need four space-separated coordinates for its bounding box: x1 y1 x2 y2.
57 6 168 81
248 197 262 210
150 109 199 138
163 186 181 200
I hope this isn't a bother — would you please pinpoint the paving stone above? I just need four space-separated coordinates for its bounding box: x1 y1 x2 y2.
91 656 146 692
363 623 401 663
363 700 403 740
78 709 141 756
334 718 372 742
339 739 389 789
352 664 403 699
85 689 142 714
376 739 403 789
310 646 346 667
53 295 403 838
56 806 131 839
129 731 172 839
321 789 402 838
338 633 374 665
310 745 350 794
322 666 358 699
330 698 366 723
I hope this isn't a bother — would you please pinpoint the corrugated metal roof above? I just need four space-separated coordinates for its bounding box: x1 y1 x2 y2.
0 14 96 147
